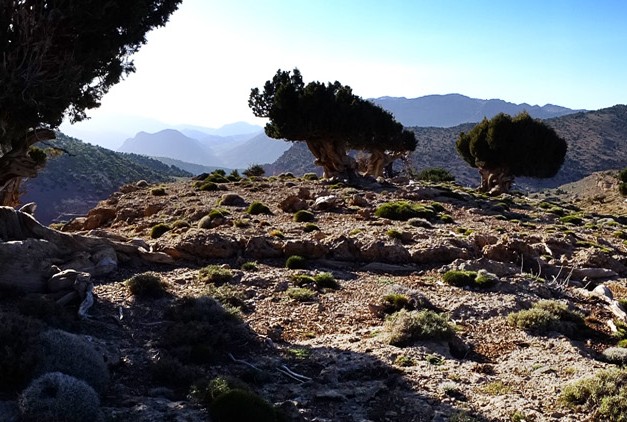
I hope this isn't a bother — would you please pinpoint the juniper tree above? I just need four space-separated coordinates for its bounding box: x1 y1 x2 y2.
456 112 567 194
0 0 181 205
249 68 417 180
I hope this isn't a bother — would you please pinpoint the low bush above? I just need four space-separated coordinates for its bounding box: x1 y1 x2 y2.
34 329 110 395
415 167 455 183
380 293 413 314
19 372 101 422
293 210 315 222
240 261 258 272
383 309 454 346
197 181 219 191
0 312 44 392
313 272 340 290
560 214 585 225
375 201 436 221
561 368 627 420
150 223 171 239
285 255 307 269
243 164 265 178
302 172 319 181
151 186 167 196
246 201 272 215
150 353 200 388
442 270 496 288
507 300 585 337
198 265 234 285
287 287 316 302
210 388 280 422
126 272 167 298
303 223 319 232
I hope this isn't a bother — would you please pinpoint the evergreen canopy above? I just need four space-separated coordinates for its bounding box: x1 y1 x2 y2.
456 112 567 179
249 69 416 178
0 0 181 204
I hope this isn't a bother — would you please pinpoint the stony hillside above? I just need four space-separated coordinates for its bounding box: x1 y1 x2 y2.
21 133 190 224
270 106 627 191
2 172 626 421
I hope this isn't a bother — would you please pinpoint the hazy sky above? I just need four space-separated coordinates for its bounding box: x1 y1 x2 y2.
63 0 627 133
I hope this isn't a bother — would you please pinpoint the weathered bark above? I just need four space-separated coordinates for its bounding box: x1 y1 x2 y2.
365 150 405 178
0 206 173 294
306 140 356 179
478 167 514 195
0 128 55 206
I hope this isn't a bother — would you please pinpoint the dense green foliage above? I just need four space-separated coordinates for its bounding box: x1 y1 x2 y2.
249 68 416 176
0 0 181 201
456 112 567 178
561 368 627 420
415 167 455 182
375 201 437 221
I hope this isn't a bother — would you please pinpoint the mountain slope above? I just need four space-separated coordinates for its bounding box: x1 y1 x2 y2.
21 133 190 223
218 132 291 168
372 94 581 127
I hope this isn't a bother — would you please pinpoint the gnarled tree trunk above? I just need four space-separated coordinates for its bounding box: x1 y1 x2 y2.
0 128 55 206
365 150 405 178
306 139 357 179
478 166 514 195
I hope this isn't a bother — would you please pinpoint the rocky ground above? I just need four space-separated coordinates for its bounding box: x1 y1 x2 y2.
1 171 626 421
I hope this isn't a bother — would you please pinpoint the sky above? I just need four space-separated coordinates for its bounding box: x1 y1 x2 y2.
61 0 627 144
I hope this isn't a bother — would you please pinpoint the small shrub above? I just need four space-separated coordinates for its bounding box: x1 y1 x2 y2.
34 329 110 394
268 229 284 238
172 220 191 229
442 270 496 288
375 201 436 221
303 223 319 232
507 300 585 337
210 389 279 422
394 355 415 367
302 172 319 181
561 368 627 420
189 376 250 407
602 347 627 365
240 261 258 272
620 183 627 196
293 210 315 222
198 265 234 285
126 272 167 298
386 228 404 240
243 164 265 177
19 372 101 422
415 167 455 182
285 255 307 269
246 201 272 215
233 218 251 228
438 213 454 224
560 214 585 225
151 186 167 196
228 169 241 181
197 181 219 191
151 353 201 388
481 380 511 396
313 272 340 290
150 223 171 239
291 274 316 287
287 287 315 302
204 173 229 183
383 309 454 346
380 293 413 314
0 312 44 392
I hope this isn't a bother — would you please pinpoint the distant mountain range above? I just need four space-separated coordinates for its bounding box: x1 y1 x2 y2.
270 105 627 191
371 94 582 127
118 128 290 170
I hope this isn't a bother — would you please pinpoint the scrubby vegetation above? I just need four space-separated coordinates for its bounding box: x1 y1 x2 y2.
561 368 627 420
375 200 437 221
442 270 496 288
384 309 455 346
150 222 171 239
507 300 585 337
293 210 315 222
246 201 273 215
126 272 168 298
415 167 455 182
285 255 307 269
198 265 234 285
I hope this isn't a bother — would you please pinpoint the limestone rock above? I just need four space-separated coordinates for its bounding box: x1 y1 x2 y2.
279 195 308 213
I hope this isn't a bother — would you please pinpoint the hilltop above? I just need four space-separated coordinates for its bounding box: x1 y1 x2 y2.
2 171 625 421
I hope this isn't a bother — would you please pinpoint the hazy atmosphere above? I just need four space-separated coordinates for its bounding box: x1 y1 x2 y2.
61 0 627 142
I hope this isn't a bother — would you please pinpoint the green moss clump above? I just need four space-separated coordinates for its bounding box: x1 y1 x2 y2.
415 167 455 183
375 201 436 221
442 270 496 288
240 261 258 272
150 223 171 239
246 201 273 215
384 309 454 346
285 255 307 269
380 293 413 314
313 272 339 290
198 265 234 285
293 210 315 222
126 272 167 298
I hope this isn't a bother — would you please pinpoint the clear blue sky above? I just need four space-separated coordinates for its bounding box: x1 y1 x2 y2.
63 0 627 132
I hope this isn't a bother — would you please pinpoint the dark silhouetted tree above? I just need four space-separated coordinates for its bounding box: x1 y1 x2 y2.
456 112 567 194
249 69 416 179
0 0 181 205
